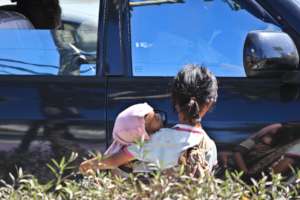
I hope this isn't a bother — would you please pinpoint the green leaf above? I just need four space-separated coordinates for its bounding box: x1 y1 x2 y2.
51 159 60 168
47 164 58 177
8 173 15 185
60 157 66 169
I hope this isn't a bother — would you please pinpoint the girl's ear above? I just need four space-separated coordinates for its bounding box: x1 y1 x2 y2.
177 110 186 124
199 101 214 118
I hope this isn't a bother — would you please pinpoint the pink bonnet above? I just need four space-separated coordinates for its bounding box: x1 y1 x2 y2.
104 103 154 156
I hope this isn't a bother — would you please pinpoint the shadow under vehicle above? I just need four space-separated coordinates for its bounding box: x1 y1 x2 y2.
0 0 299 181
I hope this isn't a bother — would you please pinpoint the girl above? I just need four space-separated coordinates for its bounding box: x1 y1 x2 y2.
80 64 218 177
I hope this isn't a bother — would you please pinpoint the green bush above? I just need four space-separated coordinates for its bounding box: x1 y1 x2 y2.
0 153 299 200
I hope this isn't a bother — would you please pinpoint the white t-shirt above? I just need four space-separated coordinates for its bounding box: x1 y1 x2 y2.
124 124 218 171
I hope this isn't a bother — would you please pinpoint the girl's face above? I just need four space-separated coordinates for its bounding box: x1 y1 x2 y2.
145 111 163 134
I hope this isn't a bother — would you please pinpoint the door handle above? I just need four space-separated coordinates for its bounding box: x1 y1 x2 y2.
280 72 300 102
281 71 300 85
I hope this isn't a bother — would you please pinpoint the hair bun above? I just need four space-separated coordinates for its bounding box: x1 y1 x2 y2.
187 97 200 118
188 97 196 107
190 97 196 101
171 64 218 124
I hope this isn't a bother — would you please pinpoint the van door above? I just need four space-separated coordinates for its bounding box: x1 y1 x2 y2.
0 0 106 180
106 0 300 155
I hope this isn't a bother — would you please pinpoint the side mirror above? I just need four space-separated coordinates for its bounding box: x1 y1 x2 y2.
243 31 299 77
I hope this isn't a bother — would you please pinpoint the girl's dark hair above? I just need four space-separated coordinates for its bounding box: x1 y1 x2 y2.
171 64 218 123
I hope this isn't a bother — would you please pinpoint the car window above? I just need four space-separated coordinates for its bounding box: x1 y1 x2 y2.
0 0 99 76
130 0 281 77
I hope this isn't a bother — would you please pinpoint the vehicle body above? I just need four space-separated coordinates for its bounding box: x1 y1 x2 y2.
0 0 298 179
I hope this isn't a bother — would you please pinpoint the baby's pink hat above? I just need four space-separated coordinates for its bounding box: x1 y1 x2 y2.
104 103 154 156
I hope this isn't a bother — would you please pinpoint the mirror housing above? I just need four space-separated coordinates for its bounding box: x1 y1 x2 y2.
243 31 299 77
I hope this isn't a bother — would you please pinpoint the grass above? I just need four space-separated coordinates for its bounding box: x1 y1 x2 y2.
0 152 299 200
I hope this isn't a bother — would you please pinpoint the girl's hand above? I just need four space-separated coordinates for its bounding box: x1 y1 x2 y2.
80 159 98 175
80 158 114 175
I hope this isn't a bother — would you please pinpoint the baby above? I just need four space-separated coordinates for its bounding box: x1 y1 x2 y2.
80 102 163 174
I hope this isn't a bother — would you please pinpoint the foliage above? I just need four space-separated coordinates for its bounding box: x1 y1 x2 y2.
0 153 299 200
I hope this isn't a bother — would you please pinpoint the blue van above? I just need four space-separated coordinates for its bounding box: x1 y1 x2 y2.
0 0 299 180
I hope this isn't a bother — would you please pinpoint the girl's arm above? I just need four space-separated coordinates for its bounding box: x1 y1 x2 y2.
80 149 135 174
99 149 135 168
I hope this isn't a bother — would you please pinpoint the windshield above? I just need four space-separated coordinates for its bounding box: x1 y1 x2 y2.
0 0 99 76
130 0 281 77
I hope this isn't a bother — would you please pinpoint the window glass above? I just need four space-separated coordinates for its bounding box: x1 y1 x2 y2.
0 0 99 76
130 0 281 77
293 0 300 4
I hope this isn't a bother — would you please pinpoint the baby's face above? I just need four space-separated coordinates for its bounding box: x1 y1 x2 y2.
145 111 163 134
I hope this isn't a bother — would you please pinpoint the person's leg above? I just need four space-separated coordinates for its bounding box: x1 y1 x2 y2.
16 123 40 153
234 152 249 173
